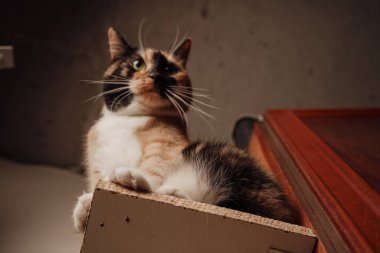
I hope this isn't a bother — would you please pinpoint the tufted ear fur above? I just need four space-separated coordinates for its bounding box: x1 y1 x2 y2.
107 27 133 60
173 38 192 67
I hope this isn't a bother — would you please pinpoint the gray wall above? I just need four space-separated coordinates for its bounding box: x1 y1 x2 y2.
1 0 379 167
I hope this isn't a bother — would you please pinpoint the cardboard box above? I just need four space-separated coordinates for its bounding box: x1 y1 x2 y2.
81 181 316 253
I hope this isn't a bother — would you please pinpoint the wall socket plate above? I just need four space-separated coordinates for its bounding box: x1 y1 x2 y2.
0 46 14 69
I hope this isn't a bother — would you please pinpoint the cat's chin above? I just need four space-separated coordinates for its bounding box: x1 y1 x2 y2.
105 100 178 118
103 99 146 116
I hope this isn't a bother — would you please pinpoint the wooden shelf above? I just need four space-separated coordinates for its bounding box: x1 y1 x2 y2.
81 181 316 253
249 109 380 253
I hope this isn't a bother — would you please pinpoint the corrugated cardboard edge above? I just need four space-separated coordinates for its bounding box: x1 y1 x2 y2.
96 180 316 238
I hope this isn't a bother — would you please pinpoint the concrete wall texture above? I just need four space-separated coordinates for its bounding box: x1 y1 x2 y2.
1 0 379 167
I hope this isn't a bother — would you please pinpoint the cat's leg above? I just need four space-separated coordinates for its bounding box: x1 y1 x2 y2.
154 162 200 201
72 192 93 233
107 144 186 193
105 167 153 192
156 185 191 199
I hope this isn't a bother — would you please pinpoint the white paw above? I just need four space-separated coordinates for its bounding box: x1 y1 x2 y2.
156 186 191 200
72 192 93 233
106 167 152 192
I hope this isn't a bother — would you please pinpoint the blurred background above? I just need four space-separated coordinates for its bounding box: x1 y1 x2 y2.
0 0 379 252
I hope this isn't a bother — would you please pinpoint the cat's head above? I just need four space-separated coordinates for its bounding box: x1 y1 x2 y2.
102 27 192 117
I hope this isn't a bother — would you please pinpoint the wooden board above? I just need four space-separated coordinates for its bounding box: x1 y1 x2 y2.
81 181 316 253
263 109 380 253
300 114 380 193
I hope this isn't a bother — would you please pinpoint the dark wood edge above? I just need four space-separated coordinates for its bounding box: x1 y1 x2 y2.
260 121 350 253
264 110 379 253
249 125 324 253
268 108 380 117
249 125 311 226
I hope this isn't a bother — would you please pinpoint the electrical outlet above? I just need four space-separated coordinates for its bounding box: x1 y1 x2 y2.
0 46 14 69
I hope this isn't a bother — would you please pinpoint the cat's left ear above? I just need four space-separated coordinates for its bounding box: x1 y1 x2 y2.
108 27 133 60
173 38 192 67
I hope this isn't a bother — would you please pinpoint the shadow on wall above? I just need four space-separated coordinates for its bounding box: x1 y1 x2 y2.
0 0 379 167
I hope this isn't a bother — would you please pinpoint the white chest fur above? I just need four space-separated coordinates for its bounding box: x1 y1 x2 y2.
90 110 151 178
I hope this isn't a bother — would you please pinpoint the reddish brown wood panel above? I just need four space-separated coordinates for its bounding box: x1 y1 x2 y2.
300 115 380 193
293 108 380 117
265 109 380 253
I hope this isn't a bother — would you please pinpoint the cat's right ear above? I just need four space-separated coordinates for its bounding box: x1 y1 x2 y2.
108 27 133 60
173 38 192 67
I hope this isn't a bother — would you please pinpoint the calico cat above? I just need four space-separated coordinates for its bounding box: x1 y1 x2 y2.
72 27 298 233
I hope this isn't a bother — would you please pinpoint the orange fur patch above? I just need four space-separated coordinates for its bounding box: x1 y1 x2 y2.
137 117 189 182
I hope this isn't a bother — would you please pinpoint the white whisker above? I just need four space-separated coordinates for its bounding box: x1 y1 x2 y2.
111 91 126 111
171 87 215 100
82 80 130 86
143 21 153 48
138 18 147 50
167 90 215 120
171 32 188 55
171 90 220 109
166 93 188 125
109 74 128 80
85 86 129 103
169 25 180 54
172 86 210 92
112 90 132 110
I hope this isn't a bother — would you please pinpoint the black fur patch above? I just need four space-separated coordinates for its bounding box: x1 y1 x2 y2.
150 51 178 98
103 46 140 111
182 141 299 224
103 64 134 111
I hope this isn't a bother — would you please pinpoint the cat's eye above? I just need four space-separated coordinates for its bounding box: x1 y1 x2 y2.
132 59 145 71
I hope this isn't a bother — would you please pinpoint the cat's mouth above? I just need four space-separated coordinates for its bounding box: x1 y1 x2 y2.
130 77 174 99
150 73 176 98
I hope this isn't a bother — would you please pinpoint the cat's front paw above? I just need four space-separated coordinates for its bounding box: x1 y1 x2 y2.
156 186 191 200
106 167 152 192
72 192 93 233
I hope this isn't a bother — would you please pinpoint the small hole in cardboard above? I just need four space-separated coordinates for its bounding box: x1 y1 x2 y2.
125 217 130 223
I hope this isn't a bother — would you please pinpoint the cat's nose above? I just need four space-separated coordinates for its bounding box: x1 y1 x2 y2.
148 71 159 79
149 73 169 98
154 75 168 89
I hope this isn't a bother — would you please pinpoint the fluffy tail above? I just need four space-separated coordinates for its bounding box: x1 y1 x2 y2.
158 141 299 224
